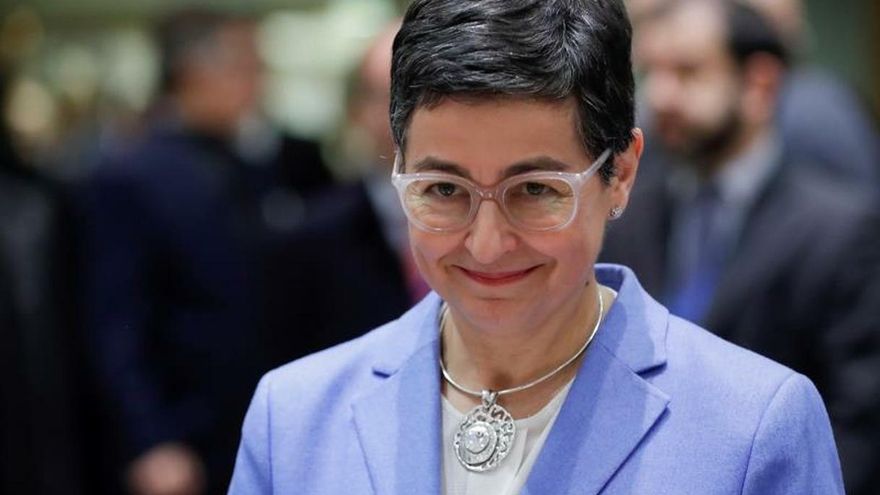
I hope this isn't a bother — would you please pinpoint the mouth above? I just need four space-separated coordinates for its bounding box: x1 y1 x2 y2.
457 266 540 286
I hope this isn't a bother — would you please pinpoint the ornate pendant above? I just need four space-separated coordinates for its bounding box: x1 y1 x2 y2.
453 390 515 472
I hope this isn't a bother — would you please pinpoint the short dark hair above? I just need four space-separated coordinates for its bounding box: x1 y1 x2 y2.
390 0 636 181
647 0 788 67
155 9 248 94
725 1 789 67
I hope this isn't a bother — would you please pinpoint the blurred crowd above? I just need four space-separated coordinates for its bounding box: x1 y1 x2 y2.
1 0 878 494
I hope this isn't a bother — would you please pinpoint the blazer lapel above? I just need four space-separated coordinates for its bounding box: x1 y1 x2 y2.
351 267 670 495
524 267 671 495
351 297 443 495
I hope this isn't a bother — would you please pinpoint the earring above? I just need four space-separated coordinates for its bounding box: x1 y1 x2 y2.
609 206 624 219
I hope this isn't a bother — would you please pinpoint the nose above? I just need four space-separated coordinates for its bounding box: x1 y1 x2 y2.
644 68 680 116
464 201 517 265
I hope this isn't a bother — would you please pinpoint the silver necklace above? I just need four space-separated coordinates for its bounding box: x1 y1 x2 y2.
439 288 605 472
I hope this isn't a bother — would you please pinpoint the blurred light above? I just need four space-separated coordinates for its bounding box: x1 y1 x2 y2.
47 43 100 108
263 73 342 137
257 0 395 138
259 11 334 72
98 28 158 112
5 77 59 150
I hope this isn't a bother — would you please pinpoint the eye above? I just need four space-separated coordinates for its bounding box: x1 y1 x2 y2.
505 178 573 202
428 182 459 197
524 182 547 196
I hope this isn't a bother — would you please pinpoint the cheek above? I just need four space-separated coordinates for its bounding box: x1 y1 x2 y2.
530 214 603 282
563 223 601 269
409 229 461 280
566 200 607 268
690 79 738 128
578 185 612 235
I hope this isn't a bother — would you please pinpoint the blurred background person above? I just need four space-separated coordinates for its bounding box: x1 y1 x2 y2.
601 0 880 492
0 66 84 494
627 0 879 190
747 0 880 190
261 20 426 369
80 9 332 495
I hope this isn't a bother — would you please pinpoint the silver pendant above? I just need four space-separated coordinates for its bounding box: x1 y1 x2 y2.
453 390 515 472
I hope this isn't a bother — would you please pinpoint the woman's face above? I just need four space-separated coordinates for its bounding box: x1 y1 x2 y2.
403 98 640 331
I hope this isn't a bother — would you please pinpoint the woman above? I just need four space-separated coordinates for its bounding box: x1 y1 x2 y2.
229 0 843 493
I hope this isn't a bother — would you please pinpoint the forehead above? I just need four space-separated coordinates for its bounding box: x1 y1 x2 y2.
641 3 727 65
404 97 588 178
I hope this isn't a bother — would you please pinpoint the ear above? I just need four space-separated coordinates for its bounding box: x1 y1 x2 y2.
609 128 644 211
741 53 785 125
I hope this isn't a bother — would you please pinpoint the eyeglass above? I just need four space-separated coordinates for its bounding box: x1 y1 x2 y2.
391 148 612 233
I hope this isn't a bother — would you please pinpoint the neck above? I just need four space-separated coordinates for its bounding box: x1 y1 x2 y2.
698 122 769 180
174 93 239 138
441 281 608 416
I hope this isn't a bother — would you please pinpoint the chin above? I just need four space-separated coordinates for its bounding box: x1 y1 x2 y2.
444 285 553 331
454 298 524 330
448 290 527 322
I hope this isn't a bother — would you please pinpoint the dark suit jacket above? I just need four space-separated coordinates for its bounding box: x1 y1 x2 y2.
0 168 85 495
600 152 880 494
779 68 880 192
260 181 413 369
82 120 332 493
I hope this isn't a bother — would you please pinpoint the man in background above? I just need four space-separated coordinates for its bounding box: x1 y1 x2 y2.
747 0 880 190
1 66 84 495
82 10 331 494
627 0 879 190
600 1 880 492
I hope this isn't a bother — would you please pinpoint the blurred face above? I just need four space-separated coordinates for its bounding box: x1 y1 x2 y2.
640 4 743 164
182 21 263 132
353 67 393 160
350 25 397 165
402 98 633 331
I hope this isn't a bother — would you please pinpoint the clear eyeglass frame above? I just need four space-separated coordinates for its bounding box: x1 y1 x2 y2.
390 148 613 233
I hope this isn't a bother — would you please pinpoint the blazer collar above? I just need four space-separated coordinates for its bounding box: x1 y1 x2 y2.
370 292 443 378
524 264 671 494
593 264 669 374
353 266 670 495
351 294 444 495
368 266 668 376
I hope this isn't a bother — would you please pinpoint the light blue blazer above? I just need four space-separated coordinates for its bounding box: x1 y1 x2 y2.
229 265 844 494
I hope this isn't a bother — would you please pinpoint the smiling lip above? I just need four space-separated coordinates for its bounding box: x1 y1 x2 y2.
458 266 539 286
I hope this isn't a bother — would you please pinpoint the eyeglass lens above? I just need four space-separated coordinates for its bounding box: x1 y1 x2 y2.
401 175 577 231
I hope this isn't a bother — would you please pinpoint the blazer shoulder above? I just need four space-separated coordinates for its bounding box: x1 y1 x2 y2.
663 315 802 401
740 370 844 494
658 314 842 480
264 319 396 386
773 163 876 222
258 294 439 408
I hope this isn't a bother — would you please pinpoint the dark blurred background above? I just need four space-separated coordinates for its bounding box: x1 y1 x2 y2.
0 0 877 494
4 0 874 174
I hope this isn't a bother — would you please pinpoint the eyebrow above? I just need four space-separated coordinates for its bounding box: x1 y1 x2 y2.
503 157 572 178
411 157 472 178
410 156 574 180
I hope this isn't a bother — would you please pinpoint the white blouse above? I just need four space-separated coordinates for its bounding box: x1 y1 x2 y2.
441 380 574 495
